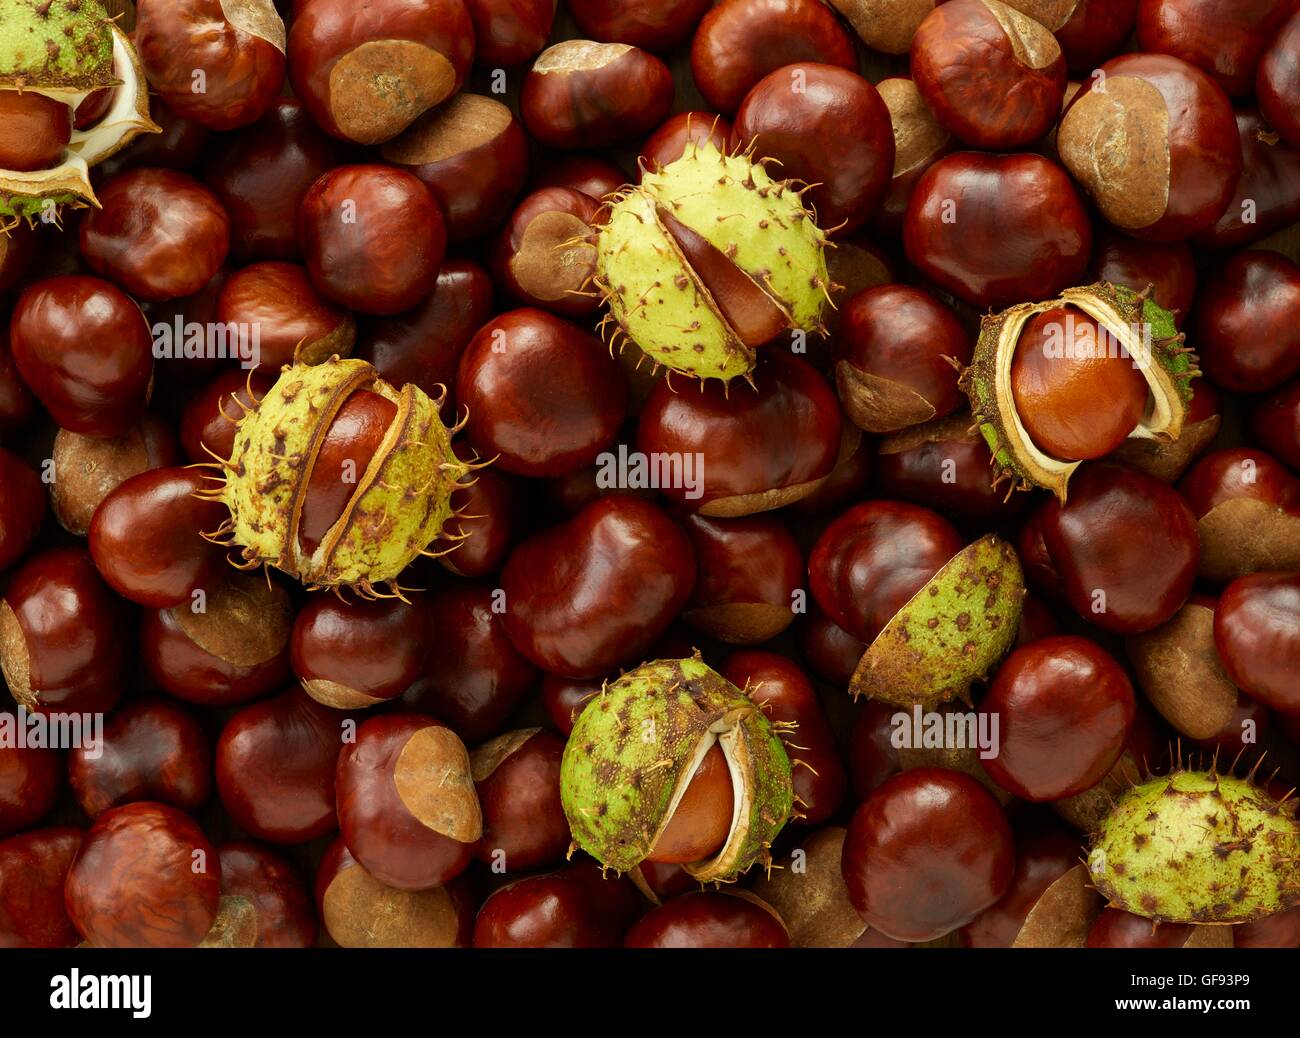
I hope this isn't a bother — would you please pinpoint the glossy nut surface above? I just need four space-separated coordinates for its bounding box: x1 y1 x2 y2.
0 742 61 839
0 827 82 948
1214 572 1300 712
472 728 569 873
623 891 790 948
0 448 44 572
1195 250 1300 393
215 262 355 370
217 841 318 949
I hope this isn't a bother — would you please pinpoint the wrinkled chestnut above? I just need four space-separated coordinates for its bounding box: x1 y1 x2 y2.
179 369 275 464
292 595 428 710
1258 11 1300 147
287 0 474 145
215 262 355 370
216 687 344 844
382 94 530 243
1196 109 1300 251
570 0 712 50
624 891 790 948
0 742 61 839
904 152 1092 311
1252 378 1300 473
872 77 952 239
640 112 733 175
911 0 1066 150
979 636 1136 801
65 802 220 949
0 448 44 572
472 728 569 873
135 0 286 130
0 827 82 948
522 40 674 150
461 0 555 65
500 497 695 678
0 548 127 715
734 64 894 235
489 189 602 317
9 276 154 438
218 841 317 948
473 873 612 948
66 695 210 826
1089 227 1197 326
140 570 294 707
1195 250 1300 393
691 0 857 114
336 713 481 890
841 767 1014 941
80 169 231 302
300 165 446 316
1215 572 1300 713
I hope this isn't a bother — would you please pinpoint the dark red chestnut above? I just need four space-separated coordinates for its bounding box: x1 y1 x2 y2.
911 0 1066 150
624 891 790 948
1007 0 1140 73
300 384 398 537
1258 11 1300 147
218 841 317 948
215 262 355 369
336 712 481 890
872 76 953 240
639 111 733 176
1196 109 1300 251
135 0 286 130
489 189 602 317
521 40 674 150
1089 226 1197 326
291 595 430 710
440 449 521 579
461 0 555 65
216 686 345 844
570 0 712 50
0 448 44 572
9 275 153 437
80 168 230 302
1086 908 1193 948
0 742 61 839
300 164 446 316
287 0 474 145
499 497 696 679
540 673 602 736
65 802 220 948
1252 377 1300 473
798 603 867 688
1235 908 1300 948
531 154 628 199
0 325 38 439
0 827 82 948
473 873 612 948
690 0 858 114
1215 572 1300 713
471 728 569 873
734 64 894 235
179 368 275 464
904 152 1092 311
841 767 1014 941
382 94 530 242
1195 249 1300 393
785 430 873 517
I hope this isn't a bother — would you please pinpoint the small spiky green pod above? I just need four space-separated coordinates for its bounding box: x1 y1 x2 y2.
0 1 158 229
1089 768 1300 924
594 140 832 382
960 281 1197 502
560 655 794 882
199 357 474 597
849 534 1025 708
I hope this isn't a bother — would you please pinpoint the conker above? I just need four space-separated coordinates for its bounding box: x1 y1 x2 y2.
1195 249 1300 393
1215 572 1300 713
0 742 61 839
471 728 569 873
1258 10 1300 147
570 0 712 50
218 841 317 948
624 891 791 948
215 262 355 370
488 189 602 317
0 448 44 573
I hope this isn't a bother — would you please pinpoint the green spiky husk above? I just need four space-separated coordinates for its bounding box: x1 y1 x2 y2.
1089 770 1300 924
849 534 1025 708
211 357 469 593
961 281 1197 502
560 656 794 881
0 0 116 92
595 141 830 382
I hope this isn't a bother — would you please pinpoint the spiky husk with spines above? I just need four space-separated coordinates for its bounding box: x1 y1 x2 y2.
1 4 158 231
1088 765 1300 924
197 357 475 598
594 139 832 383
849 534 1025 708
960 281 1198 502
560 655 794 882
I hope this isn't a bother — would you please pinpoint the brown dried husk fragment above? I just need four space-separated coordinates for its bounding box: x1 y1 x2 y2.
1126 601 1237 740
1196 498 1300 584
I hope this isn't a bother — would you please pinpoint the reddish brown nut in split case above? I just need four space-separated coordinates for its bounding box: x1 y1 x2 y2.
287 0 474 145
215 262 356 370
472 728 569 873
489 189 602 317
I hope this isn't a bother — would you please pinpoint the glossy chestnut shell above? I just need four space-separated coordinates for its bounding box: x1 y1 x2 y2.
623 891 790 948
1214 572 1300 712
0 827 82 948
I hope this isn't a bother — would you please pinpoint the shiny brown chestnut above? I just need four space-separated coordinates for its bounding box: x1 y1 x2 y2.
540 673 602 736
1057 53 1241 241
638 351 841 516
904 152 1092 311
911 0 1066 150
531 154 628 199
1089 227 1197 326
458 308 626 477
522 40 674 150
65 802 220 949
1040 462 1199 634
691 0 857 115
461 0 555 65
639 112 733 176
300 164 446 316
1195 109 1300 251
140 570 294 707
135 0 286 130
1252 378 1300 473
0 325 38 439
291 595 430 709
0 90 70 172
179 368 275 464
68 697 211 818
785 430 873 517
87 467 228 609
1005 0 1139 73
472 728 569 873
9 275 154 438
1195 249 1300 393
1235 909 1300 949
217 841 317 949
1085 908 1194 948
216 687 344 844
79 169 231 302
1214 572 1300 713
215 262 355 370
680 513 803 645
489 189 602 317
1258 11 1300 147
402 583 540 743
734 64 894 235
0 742 61 839
287 0 474 145
382 94 530 243
979 636 1136 801
336 712 482 890
872 77 952 240
0 448 44 572
624 891 790 948
841 767 1014 941
499 497 696 679
0 547 128 715
798 603 867 689
570 0 712 50
0 827 82 948
473 873 612 948
440 447 521 579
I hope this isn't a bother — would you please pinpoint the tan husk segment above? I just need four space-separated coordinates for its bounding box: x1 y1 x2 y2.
1012 865 1102 948
751 827 866 947
960 281 1196 501
1196 498 1300 584
1126 601 1238 740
